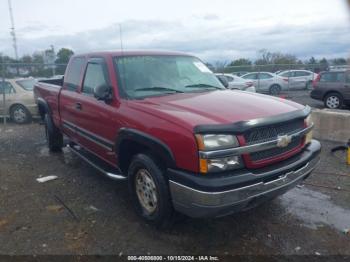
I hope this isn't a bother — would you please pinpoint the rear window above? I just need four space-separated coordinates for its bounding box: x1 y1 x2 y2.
320 72 345 83
16 79 37 91
64 57 86 91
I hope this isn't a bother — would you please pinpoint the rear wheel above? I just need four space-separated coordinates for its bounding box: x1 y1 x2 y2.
44 114 63 152
324 93 343 109
269 84 281 95
128 153 174 228
10 105 31 124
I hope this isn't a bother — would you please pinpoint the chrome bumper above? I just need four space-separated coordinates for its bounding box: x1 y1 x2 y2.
169 143 320 218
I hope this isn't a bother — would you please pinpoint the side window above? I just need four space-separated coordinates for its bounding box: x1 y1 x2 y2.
82 62 109 96
242 73 256 80
64 57 86 91
280 71 290 77
320 73 331 82
335 72 345 82
0 82 16 94
346 74 350 83
259 73 273 79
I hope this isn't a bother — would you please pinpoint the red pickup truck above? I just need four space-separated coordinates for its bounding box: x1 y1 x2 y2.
34 50 320 227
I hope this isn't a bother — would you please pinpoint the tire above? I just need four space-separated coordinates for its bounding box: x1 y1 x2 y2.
10 105 31 124
44 114 63 152
324 93 343 109
269 84 281 95
128 153 174 228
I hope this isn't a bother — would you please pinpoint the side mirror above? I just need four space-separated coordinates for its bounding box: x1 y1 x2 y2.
94 84 112 101
216 75 229 88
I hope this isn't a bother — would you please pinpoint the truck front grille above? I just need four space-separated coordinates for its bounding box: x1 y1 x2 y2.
244 119 305 163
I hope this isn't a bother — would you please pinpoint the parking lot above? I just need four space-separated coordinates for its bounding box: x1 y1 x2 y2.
0 90 349 257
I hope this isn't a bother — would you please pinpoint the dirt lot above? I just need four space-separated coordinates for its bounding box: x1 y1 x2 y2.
0 121 350 257
0 90 350 258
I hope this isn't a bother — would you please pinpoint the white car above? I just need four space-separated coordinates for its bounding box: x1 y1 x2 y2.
215 73 256 92
278 70 317 89
241 72 288 95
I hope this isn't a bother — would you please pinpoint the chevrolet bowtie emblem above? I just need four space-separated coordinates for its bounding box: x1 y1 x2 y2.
277 135 292 148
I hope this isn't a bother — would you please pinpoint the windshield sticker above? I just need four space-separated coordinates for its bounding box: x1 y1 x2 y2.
193 62 212 73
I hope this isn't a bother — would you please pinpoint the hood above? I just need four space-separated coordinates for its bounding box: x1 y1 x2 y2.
127 90 305 132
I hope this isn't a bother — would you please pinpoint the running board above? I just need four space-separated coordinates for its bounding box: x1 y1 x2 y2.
67 144 127 180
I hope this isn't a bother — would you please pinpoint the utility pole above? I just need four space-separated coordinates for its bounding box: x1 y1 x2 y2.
8 0 19 61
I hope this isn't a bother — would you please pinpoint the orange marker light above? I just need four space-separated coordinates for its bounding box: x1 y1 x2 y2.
195 134 205 151
199 159 208 174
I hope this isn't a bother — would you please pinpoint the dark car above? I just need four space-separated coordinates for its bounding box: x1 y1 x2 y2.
310 70 350 109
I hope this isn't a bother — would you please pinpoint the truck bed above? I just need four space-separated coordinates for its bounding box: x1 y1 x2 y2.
34 78 63 124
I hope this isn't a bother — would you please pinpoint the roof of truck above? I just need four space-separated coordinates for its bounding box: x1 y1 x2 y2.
75 50 193 57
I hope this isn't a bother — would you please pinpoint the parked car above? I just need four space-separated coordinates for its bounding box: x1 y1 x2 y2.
0 78 38 123
278 70 317 89
215 73 255 92
34 50 320 227
310 70 350 109
241 72 288 95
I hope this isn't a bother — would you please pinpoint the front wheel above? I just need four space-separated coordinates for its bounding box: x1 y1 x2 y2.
128 153 174 228
324 93 343 109
269 84 281 95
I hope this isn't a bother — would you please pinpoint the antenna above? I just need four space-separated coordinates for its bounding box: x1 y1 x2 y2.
8 0 18 60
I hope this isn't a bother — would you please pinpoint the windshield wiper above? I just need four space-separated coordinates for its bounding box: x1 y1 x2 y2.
134 86 184 93
185 83 223 89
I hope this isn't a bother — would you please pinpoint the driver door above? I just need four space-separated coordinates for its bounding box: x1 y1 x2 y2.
73 58 117 164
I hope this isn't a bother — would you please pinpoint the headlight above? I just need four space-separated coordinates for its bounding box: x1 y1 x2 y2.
304 114 313 144
195 134 239 151
196 134 243 173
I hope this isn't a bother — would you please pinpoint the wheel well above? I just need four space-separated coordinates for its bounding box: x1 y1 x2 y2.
9 103 27 114
38 103 47 120
270 84 281 89
323 91 343 101
117 139 166 174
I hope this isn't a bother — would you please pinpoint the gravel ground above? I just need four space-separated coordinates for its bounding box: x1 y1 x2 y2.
0 122 350 258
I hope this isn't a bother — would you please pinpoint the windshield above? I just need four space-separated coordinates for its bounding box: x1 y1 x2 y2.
16 79 37 91
114 55 224 99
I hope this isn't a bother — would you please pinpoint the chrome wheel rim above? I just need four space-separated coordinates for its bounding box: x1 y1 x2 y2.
13 108 27 123
326 96 340 108
135 169 158 214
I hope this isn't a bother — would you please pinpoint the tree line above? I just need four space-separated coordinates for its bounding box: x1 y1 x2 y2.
0 48 74 78
0 47 349 77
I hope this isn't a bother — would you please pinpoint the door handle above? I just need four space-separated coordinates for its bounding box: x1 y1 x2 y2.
75 102 82 110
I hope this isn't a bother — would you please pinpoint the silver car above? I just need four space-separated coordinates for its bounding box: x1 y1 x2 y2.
278 70 317 89
241 72 288 95
215 73 256 92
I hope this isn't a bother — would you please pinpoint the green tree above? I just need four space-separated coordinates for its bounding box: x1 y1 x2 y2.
55 48 74 64
229 58 252 66
307 57 317 65
55 48 74 74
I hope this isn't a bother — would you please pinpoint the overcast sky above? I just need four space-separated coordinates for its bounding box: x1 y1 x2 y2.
0 0 349 62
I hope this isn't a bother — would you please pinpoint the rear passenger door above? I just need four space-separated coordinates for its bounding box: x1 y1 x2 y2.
293 71 311 89
258 73 274 90
60 56 86 140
